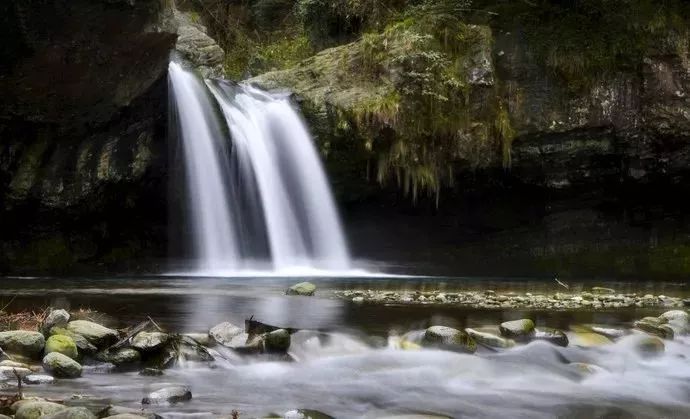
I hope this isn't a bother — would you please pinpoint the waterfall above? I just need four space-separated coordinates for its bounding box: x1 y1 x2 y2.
168 62 350 273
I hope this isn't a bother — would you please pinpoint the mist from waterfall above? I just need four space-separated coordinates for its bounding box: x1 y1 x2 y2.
168 62 350 273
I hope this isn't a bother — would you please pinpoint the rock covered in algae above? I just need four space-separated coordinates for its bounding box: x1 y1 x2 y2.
422 326 476 353
286 282 317 296
499 319 535 341
45 335 78 360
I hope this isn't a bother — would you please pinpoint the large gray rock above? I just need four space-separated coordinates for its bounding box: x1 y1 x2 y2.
41 310 70 334
660 310 689 335
141 386 192 404
0 365 32 380
42 352 82 378
634 317 674 339
0 330 45 358
43 407 96 419
15 401 67 419
499 319 536 341
209 322 246 347
173 10 225 78
421 326 476 353
66 321 118 347
131 332 169 352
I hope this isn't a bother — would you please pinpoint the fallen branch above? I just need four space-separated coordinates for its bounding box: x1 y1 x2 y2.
554 276 570 290
109 319 151 350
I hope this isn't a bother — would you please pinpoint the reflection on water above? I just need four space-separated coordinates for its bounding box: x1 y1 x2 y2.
0 276 688 418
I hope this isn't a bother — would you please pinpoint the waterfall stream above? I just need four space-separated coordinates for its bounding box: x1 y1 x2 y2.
168 62 350 273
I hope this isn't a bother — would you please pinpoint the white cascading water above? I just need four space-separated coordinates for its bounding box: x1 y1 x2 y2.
168 62 350 273
168 62 240 271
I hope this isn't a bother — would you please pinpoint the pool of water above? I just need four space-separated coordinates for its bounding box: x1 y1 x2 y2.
0 275 688 418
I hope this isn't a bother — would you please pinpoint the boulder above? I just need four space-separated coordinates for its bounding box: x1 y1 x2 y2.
0 331 45 358
499 319 536 341
97 348 141 366
131 332 169 352
49 327 98 354
66 321 118 347
533 328 569 347
465 328 515 349
23 374 55 385
264 329 291 353
286 282 316 296
421 326 476 353
141 386 192 404
15 401 67 419
209 322 245 347
659 310 689 335
45 335 78 360
41 310 70 334
634 317 674 339
43 407 96 419
42 352 82 378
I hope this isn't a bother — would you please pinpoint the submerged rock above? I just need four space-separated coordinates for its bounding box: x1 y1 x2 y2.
533 328 569 347
284 410 335 419
591 287 615 295
45 335 78 360
131 332 169 352
41 310 70 335
579 325 628 339
286 282 316 296
0 331 45 358
141 386 192 404
567 331 613 347
15 401 67 419
630 335 665 358
422 326 476 353
139 368 164 376
465 328 515 349
499 319 535 341
66 321 118 347
42 352 82 378
209 322 245 347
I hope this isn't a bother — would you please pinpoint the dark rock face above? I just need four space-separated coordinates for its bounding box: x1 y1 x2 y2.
0 0 177 274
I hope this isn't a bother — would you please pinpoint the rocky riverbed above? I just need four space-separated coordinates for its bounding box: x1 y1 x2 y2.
335 287 690 310
0 280 688 418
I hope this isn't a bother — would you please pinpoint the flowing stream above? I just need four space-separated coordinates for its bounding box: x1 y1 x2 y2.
168 63 350 274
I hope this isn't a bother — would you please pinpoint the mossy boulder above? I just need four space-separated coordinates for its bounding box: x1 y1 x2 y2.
422 326 476 353
45 335 78 360
15 401 67 419
42 352 82 378
49 327 98 354
0 330 45 358
66 321 118 347
286 282 317 296
263 329 291 353
499 319 536 341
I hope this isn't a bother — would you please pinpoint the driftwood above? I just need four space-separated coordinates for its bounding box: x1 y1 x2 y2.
109 319 153 350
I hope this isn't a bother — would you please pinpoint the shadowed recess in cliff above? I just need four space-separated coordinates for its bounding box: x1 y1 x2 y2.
168 62 350 274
